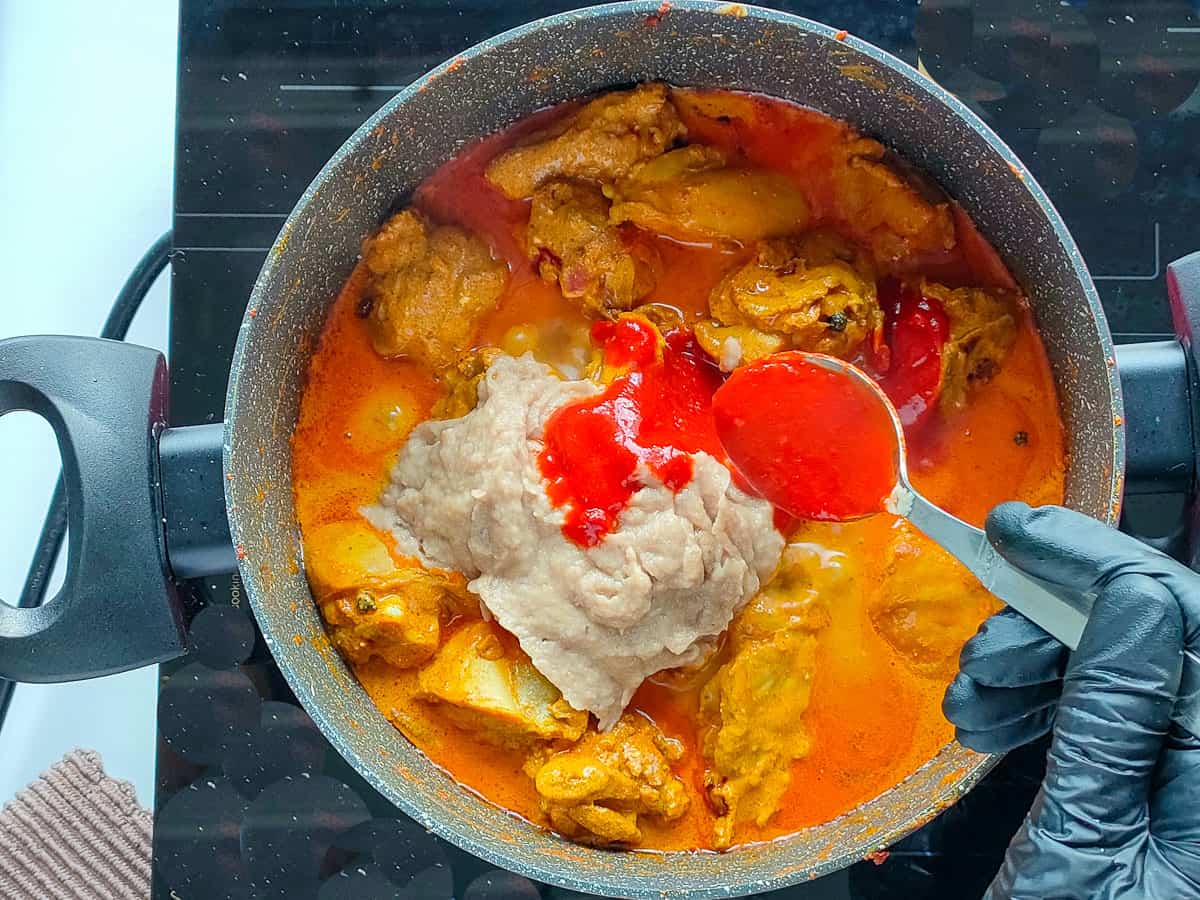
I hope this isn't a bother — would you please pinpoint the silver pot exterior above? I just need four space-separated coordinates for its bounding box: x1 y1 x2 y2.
223 3 1123 897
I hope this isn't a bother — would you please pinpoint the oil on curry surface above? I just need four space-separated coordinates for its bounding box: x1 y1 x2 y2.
291 85 1065 852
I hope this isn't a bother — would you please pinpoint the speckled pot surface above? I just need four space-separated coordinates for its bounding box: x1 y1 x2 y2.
223 3 1124 897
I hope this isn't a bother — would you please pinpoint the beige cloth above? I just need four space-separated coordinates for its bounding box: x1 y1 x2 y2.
0 750 151 900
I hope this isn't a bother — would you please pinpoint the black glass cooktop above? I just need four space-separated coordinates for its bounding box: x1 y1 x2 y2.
156 2 1200 898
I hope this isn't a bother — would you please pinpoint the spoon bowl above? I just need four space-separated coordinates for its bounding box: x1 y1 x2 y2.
712 351 905 522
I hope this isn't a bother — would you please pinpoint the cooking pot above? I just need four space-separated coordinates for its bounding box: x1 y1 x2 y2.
3 3 1199 897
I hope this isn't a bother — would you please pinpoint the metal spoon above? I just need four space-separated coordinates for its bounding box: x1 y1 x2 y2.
819 357 1200 739
882 434 1094 649
789 354 1095 646
715 352 1195 739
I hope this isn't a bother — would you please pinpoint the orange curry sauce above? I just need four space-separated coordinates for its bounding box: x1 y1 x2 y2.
291 89 1066 851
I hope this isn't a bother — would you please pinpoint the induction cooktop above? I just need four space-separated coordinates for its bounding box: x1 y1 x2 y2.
155 3 1200 898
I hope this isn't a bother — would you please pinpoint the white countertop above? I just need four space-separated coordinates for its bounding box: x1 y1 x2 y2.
0 0 180 807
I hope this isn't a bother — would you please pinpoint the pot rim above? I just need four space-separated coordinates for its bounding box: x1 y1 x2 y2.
224 2 1124 897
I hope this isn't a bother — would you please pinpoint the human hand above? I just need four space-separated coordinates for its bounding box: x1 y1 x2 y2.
943 502 1200 899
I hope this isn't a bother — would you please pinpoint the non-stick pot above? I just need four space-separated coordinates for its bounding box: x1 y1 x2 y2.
3 4 1199 897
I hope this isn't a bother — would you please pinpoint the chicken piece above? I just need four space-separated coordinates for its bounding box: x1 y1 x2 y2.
525 713 689 846
870 523 999 678
527 180 655 315
431 347 503 419
305 521 403 600
696 229 882 369
701 632 817 848
485 83 686 199
606 145 811 243
831 137 956 265
361 210 507 369
416 621 588 747
699 543 837 848
304 521 474 615
319 577 442 669
921 280 1019 413
304 521 474 668
692 322 786 372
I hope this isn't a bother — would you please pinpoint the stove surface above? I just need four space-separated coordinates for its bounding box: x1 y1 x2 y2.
158 2 1200 898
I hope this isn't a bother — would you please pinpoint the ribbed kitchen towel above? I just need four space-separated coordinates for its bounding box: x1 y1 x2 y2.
0 750 151 900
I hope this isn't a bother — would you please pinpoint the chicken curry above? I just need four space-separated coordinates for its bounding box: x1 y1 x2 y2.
292 84 1066 852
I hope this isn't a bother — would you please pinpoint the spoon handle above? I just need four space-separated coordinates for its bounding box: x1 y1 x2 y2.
897 486 1091 647
895 482 1200 738
975 545 1093 646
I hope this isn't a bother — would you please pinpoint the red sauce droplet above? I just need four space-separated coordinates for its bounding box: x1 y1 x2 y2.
712 352 900 521
876 278 949 430
539 318 725 547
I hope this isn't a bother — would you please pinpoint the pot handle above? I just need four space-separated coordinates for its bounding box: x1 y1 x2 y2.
1118 250 1200 563
1167 250 1200 569
0 335 187 681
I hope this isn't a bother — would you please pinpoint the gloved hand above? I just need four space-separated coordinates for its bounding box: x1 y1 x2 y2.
943 502 1200 900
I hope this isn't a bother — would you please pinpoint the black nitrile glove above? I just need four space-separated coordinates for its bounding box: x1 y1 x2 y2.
943 502 1200 900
